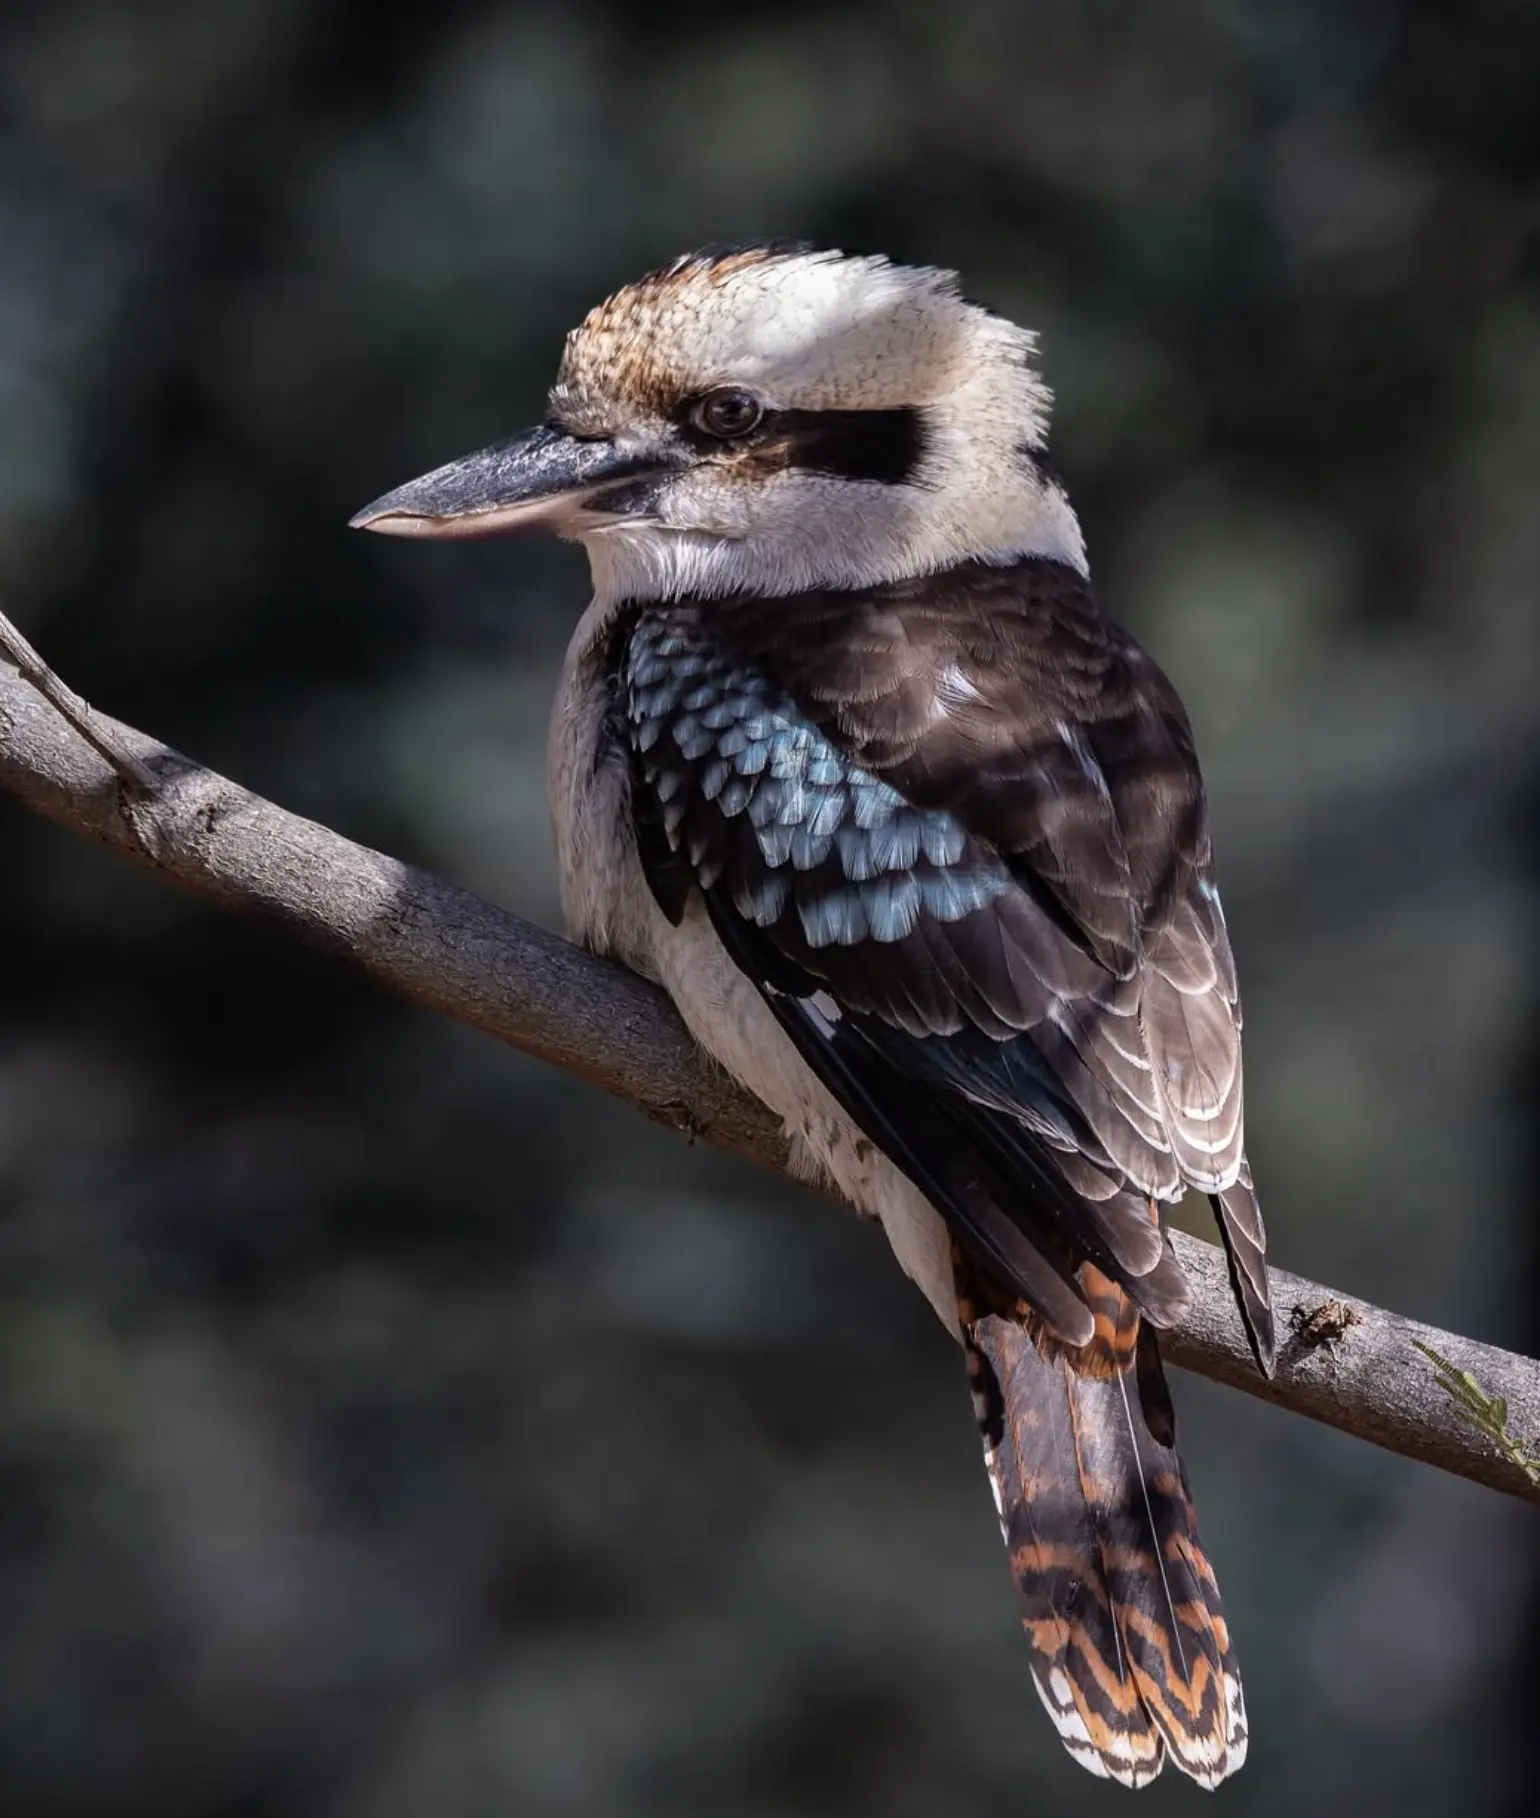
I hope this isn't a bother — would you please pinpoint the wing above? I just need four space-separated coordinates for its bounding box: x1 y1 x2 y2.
623 558 1271 1361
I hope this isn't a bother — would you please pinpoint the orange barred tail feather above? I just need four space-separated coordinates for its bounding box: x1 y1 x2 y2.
960 1260 1247 1788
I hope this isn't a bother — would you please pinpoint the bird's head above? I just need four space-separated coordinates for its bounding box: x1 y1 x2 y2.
351 244 1084 600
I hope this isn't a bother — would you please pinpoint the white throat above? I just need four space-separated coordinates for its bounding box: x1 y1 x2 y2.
579 440 1088 609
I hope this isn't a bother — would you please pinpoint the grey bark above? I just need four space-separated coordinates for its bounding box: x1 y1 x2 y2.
2 652 1537 1507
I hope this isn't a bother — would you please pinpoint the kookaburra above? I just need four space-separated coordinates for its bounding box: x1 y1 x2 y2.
353 243 1276 1788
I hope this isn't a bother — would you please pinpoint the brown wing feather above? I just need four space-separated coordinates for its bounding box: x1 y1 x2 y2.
704 560 1256 1216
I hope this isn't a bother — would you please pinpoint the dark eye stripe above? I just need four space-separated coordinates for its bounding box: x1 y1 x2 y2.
767 407 929 486
676 403 929 486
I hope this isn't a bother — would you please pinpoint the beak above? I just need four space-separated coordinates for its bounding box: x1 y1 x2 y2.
349 423 678 540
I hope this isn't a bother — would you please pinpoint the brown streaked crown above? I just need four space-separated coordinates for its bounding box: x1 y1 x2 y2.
547 243 1039 435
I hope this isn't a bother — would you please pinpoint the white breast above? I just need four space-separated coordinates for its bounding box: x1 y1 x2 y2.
546 597 960 1336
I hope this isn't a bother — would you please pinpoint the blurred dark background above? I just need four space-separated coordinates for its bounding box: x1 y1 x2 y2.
2 1 1538 1814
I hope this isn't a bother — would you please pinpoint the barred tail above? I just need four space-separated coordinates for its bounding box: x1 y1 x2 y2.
960 1260 1247 1788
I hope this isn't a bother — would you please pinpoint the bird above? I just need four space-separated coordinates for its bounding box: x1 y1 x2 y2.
351 242 1276 1788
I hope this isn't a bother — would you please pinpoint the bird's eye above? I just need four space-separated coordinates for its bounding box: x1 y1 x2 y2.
692 387 764 439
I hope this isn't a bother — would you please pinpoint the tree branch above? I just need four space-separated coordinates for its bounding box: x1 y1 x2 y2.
0 611 159 793
2 656 1537 1507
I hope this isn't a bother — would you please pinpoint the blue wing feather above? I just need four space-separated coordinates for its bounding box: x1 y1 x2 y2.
624 604 1195 1334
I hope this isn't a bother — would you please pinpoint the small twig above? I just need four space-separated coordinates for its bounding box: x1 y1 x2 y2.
1413 1340 1540 1489
0 606 159 793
